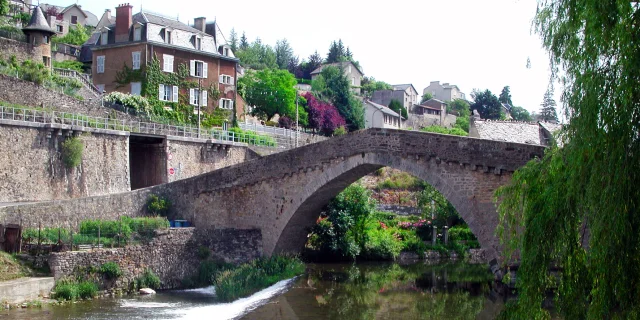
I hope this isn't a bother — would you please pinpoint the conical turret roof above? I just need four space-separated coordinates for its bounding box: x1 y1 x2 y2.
22 6 55 35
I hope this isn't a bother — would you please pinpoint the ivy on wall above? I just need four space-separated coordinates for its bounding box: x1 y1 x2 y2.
114 55 228 128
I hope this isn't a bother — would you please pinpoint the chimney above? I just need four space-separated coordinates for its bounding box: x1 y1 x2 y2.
48 16 56 30
194 17 206 33
115 3 133 43
104 9 112 22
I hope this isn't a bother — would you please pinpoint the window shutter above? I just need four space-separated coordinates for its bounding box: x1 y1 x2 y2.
202 90 207 107
219 98 223 108
230 76 234 85
230 100 234 109
189 88 195 105
159 84 164 100
190 60 195 77
173 86 178 102
219 75 223 84
203 63 208 78
168 56 174 72
162 55 167 71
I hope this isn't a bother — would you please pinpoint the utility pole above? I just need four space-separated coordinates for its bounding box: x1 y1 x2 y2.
198 78 201 138
295 93 299 148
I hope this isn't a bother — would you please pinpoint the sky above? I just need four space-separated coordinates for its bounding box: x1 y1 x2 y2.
48 0 559 114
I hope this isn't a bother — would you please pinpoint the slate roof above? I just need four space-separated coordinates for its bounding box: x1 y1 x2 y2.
392 84 418 95
134 11 207 35
365 100 402 118
23 6 55 34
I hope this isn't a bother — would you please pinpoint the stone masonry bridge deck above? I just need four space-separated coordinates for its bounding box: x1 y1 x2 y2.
0 128 545 263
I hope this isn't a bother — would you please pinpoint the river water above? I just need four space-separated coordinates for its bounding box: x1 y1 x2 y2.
1 262 505 320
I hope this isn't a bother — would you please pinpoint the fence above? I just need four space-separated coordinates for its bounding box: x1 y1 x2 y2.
0 29 27 42
19 217 170 254
53 68 102 97
0 105 294 149
239 122 326 147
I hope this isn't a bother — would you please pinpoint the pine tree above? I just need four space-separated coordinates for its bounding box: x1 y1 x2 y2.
499 86 513 106
229 28 238 52
275 39 294 70
326 41 341 63
539 89 558 122
239 32 249 50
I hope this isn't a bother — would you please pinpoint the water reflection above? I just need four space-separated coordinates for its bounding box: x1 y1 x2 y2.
242 262 504 320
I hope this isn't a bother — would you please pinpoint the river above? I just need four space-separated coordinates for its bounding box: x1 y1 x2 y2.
1 262 505 320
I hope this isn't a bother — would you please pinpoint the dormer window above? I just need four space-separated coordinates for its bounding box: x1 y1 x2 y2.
133 26 141 41
101 31 108 45
191 35 202 50
161 28 173 44
224 47 229 56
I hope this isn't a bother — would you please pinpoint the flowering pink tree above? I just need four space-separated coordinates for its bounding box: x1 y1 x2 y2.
303 92 346 136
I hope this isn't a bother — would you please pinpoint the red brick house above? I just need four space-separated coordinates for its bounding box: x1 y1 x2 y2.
91 4 239 116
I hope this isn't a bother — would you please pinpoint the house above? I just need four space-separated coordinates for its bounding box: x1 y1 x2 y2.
407 98 457 129
422 81 466 102
371 83 419 111
91 4 239 116
39 3 98 36
364 100 403 129
310 61 363 94
95 9 116 30
501 103 513 119
8 0 32 15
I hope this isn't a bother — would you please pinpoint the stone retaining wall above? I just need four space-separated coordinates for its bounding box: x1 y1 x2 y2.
377 204 422 216
48 228 262 290
0 37 41 64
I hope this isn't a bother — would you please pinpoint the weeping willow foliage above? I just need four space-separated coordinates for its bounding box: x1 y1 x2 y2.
495 1 640 319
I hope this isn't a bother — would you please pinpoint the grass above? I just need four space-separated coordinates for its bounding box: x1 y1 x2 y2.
214 255 305 302
53 279 98 301
0 252 28 281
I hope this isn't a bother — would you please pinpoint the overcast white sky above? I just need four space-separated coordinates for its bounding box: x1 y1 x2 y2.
49 0 558 113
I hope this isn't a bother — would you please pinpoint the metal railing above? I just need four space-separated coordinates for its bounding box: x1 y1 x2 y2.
53 68 102 97
239 122 326 143
0 106 295 149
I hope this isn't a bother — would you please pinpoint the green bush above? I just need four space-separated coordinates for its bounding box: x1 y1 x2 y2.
136 269 161 289
362 227 403 260
100 262 123 279
227 127 277 147
77 281 98 299
53 281 78 301
53 60 85 73
215 255 305 302
333 126 347 136
420 125 468 136
104 92 152 115
61 137 83 168
198 246 211 260
448 226 477 241
146 195 171 216
377 171 423 190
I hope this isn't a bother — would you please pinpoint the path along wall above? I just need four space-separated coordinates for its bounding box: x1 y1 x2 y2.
48 228 262 290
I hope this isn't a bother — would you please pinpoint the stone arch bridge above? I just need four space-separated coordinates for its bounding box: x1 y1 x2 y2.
2 129 545 263
168 128 545 262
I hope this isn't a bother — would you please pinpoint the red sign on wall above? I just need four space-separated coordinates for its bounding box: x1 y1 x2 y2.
169 168 175 175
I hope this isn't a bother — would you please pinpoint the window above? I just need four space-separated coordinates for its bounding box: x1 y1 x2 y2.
219 74 233 84
96 84 105 93
56 25 63 33
132 52 141 70
190 60 207 78
133 26 141 41
42 56 50 67
158 84 179 102
190 89 208 106
162 54 173 73
165 30 172 44
224 47 229 56
96 56 105 73
71 16 78 24
43 36 49 44
101 31 108 45
131 82 141 96
351 77 355 86
348 65 352 73
196 37 202 50
219 98 233 109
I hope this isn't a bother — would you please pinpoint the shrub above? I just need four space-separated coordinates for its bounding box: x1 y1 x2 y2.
198 246 211 260
377 171 422 190
136 269 160 289
77 281 98 299
227 127 277 147
53 281 78 301
104 92 152 115
61 137 83 168
100 262 123 279
362 228 403 260
420 125 467 137
448 225 477 241
333 126 347 136
146 195 171 216
52 60 84 73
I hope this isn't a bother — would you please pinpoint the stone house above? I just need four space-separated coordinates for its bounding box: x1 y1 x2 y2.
364 100 403 129
39 3 98 36
310 61 363 94
8 0 32 15
371 83 419 111
406 98 457 129
422 81 466 102
90 4 240 116
21 6 55 68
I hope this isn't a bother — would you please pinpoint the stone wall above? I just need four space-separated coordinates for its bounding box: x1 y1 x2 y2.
0 124 130 204
166 138 260 183
0 37 40 64
377 204 421 216
406 113 458 129
48 228 262 290
0 74 137 121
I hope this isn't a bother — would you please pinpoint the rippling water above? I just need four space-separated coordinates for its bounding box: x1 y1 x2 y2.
0 262 504 320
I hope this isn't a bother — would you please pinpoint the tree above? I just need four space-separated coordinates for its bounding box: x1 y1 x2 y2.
317 65 365 130
0 0 8 16
499 86 513 106
229 28 238 52
303 92 345 135
238 68 301 122
539 88 558 122
326 39 350 63
274 38 294 70
52 24 90 46
420 92 433 103
361 77 392 98
496 1 640 319
239 32 249 50
447 98 470 116
287 56 301 78
469 89 502 120
509 106 532 122
303 51 323 79
388 99 407 119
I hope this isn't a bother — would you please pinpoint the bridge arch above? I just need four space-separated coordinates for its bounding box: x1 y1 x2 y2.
272 151 509 262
